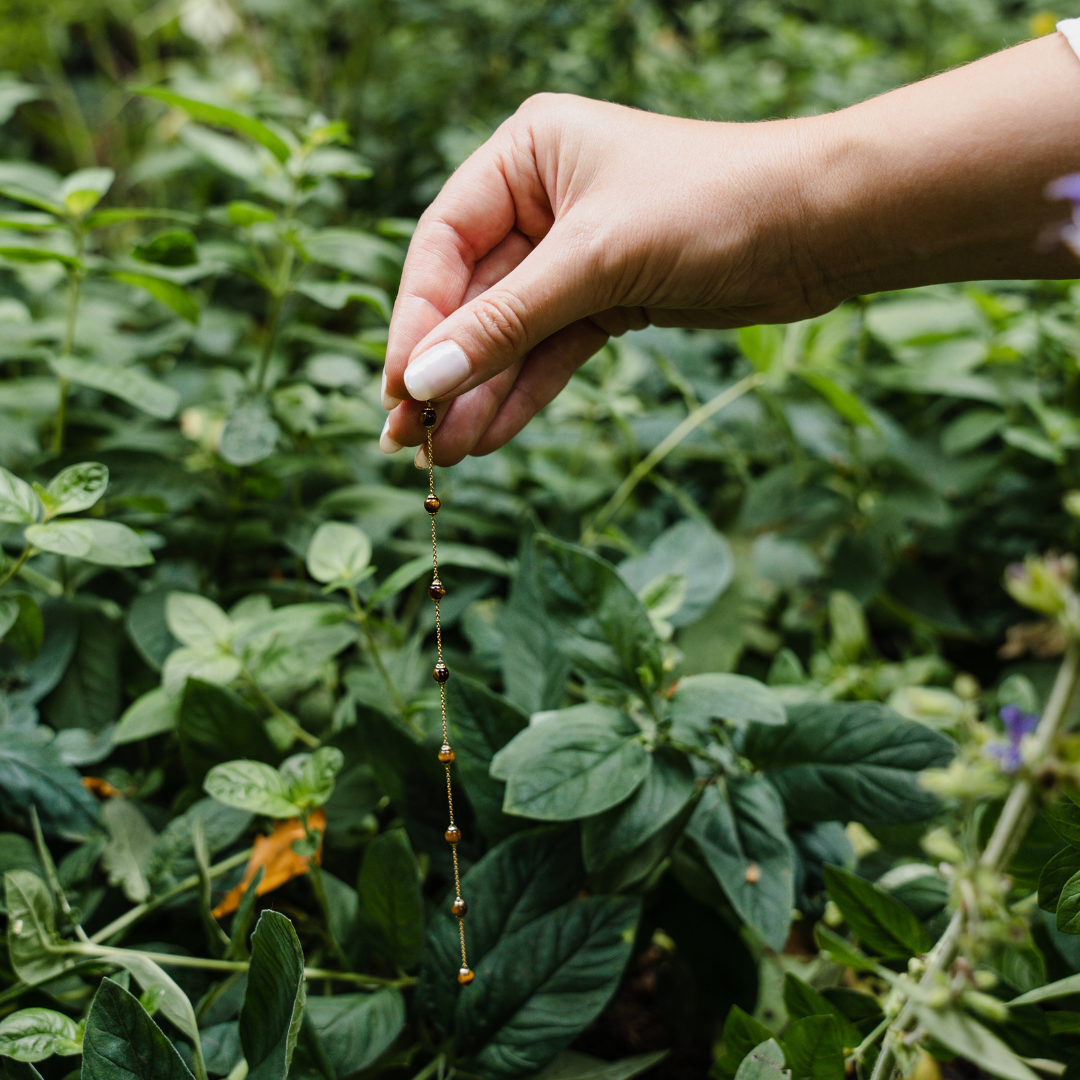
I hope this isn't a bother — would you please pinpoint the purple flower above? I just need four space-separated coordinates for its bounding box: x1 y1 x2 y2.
988 705 1039 773
1047 174 1080 256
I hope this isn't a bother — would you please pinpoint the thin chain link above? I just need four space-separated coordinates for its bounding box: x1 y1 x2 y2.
426 411 469 976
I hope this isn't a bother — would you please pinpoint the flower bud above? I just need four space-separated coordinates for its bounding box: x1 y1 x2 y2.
1004 554 1077 617
962 990 1009 1023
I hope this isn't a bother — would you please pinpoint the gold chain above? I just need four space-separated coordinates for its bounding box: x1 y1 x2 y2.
421 402 472 986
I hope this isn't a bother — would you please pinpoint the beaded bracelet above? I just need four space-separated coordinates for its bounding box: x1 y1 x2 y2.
421 402 472 986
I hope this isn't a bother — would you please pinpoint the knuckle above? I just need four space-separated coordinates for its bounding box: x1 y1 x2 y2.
470 290 530 356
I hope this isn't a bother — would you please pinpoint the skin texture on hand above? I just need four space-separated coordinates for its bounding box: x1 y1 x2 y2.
382 32 1080 466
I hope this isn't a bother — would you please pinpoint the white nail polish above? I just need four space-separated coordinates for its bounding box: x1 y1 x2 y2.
381 367 401 411
379 416 402 454
415 446 430 470
403 341 471 401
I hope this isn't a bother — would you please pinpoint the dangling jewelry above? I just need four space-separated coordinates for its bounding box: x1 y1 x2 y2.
422 402 472 986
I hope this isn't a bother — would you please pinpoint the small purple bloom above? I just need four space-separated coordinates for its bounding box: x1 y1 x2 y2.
988 705 1039 773
1048 173 1080 207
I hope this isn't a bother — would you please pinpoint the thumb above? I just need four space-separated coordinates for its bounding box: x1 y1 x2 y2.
402 223 603 402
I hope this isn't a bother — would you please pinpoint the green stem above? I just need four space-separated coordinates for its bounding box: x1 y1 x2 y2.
845 1016 890 1066
409 1057 444 1080
52 232 85 456
304 815 352 971
345 586 411 727
0 546 32 590
582 372 764 544
242 670 320 748
254 186 300 392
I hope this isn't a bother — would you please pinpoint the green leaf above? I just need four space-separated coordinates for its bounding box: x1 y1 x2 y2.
0 466 39 523
304 989 405 1075
114 688 179 745
1046 798 1080 849
812 925 877 973
227 200 276 226
220 397 280 466
25 520 153 567
293 281 392 322
131 229 198 267
204 760 299 818
913 1006 1039 1080
734 1041 788 1080
101 798 157 903
166 592 232 649
1059 869 1080 933
0 733 100 839
715 1007 777 1080
446 675 530 842
112 271 200 324
300 228 402 278
59 167 113 217
457 894 640 1078
138 88 291 163
535 536 663 696
280 747 344 810
0 244 77 265
41 461 108 517
357 828 424 968
305 522 372 585
686 777 796 950
782 1015 844 1080
782 974 861 1048
0 1008 80 1061
1043 846 1080 912
823 865 931 960
107 952 201 1048
742 700 955 823
240 911 307 1080
492 704 650 821
85 208 199 229
0 593 43 660
49 355 179 419
531 1050 669 1079
668 673 785 747
582 747 695 873
797 370 873 427
1011 972 1080 1006
82 979 195 1080
0 184 64 216
4 871 66 984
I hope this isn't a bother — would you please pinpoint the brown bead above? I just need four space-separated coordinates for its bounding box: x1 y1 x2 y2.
445 825 461 843
433 661 449 683
458 966 474 985
429 578 446 600
438 744 455 764
424 495 441 514
452 897 468 917
420 407 437 428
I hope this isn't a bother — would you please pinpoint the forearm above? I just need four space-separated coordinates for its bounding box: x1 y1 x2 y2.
798 31 1080 302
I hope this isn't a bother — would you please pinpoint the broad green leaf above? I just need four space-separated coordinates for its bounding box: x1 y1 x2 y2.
0 593 42 660
114 688 179 745
240 911 307 1080
492 704 650 821
534 536 663 696
913 1006 1038 1080
1059 869 1080 933
82 979 195 1080
300 228 403 278
220 397 280 466
1046 798 1080 849
166 592 232 649
1012 972 1080 1005
85 208 199 229
714 1007 777 1080
101 798 157 903
305 521 372 585
162 647 243 693
532 1050 669 1079
294 280 392 322
823 865 931 960
782 974 861 1048
0 466 38 523
4 871 66 984
25 520 153 567
280 747 345 810
369 545 513 604
0 184 63 216
357 828 424 968
108 952 201 1048
738 324 784 375
942 408 1006 455
581 747 695 873
457 895 640 1078
742 700 954 823
131 228 198 266
686 777 796 950
797 370 873 427
734 1040 789 1080
227 200 275 226
139 88 291 162
41 461 108 517
446 675 530 842
0 734 100 839
304 989 405 1075
0 1008 80 1061
146 797 252 895
1041 847 1080 911
302 146 372 179
0 79 38 125
668 672 784 748
49 356 179 419
782 1015 844 1080
204 760 299 818
58 167 113 216
812 925 877 973
112 271 200 324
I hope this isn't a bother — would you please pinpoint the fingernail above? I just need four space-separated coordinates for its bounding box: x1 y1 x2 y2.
381 367 401 411
403 340 471 400
380 416 402 454
415 446 430 469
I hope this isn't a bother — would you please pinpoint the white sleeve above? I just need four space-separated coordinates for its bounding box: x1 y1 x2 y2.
1059 18 1080 60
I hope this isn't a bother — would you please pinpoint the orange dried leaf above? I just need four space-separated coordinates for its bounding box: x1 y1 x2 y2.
212 809 325 918
83 776 121 799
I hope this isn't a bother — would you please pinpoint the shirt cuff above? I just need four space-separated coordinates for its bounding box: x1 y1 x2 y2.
1059 18 1080 60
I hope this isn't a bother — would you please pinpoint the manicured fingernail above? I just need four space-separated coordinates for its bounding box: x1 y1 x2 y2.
415 446 430 469
381 367 401 411
403 341 471 400
380 416 402 454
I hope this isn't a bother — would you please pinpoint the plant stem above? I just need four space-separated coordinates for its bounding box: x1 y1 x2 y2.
870 642 1080 1080
0 546 32 590
242 670 320 747
345 585 410 725
52 231 85 455
582 372 764 544
254 186 299 392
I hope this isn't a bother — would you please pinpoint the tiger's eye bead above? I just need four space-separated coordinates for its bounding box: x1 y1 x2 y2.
424 495 441 514
420 407 438 428
429 578 446 600
433 661 450 683
438 743 455 764
445 825 461 843
458 966 474 985
452 897 468 917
